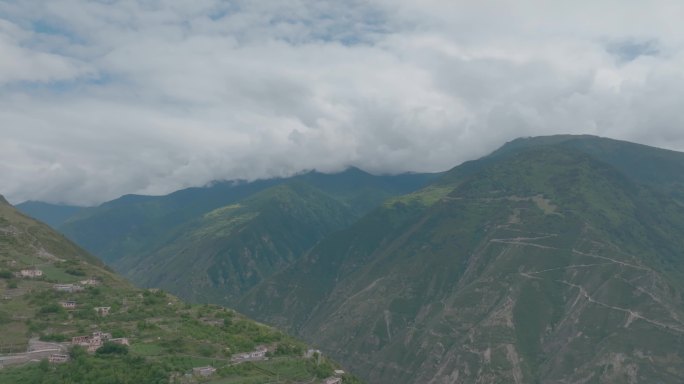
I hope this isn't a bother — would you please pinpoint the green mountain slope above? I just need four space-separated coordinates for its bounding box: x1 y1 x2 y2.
0 195 360 384
492 134 684 199
118 182 360 305
0 197 102 268
58 168 436 266
240 138 684 383
59 178 285 265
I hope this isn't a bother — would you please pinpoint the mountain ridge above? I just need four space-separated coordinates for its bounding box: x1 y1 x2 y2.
36 168 438 309
239 137 684 383
15 201 83 228
118 181 361 305
53 167 438 264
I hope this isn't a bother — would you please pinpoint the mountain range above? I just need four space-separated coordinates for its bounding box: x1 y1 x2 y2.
19 168 438 306
16 135 684 383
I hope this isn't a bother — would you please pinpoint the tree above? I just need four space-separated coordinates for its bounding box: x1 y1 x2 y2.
95 342 129 356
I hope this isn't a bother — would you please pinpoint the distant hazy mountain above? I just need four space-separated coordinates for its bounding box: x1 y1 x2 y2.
240 136 684 383
119 181 361 304
55 168 438 306
15 201 84 228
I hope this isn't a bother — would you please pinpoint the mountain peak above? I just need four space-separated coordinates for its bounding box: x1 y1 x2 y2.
492 134 603 156
339 166 370 175
0 194 9 206
486 134 684 198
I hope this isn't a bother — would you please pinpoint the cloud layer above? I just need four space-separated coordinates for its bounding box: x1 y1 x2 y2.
2 0 684 205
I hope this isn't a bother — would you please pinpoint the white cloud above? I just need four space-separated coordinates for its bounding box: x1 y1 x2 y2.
2 0 684 204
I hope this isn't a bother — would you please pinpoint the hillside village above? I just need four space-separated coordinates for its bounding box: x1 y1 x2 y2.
0 253 355 383
0 200 360 383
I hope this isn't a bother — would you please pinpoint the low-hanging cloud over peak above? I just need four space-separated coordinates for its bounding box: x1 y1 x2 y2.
2 0 684 205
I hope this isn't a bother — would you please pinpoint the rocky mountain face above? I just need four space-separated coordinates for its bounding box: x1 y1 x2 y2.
239 137 684 383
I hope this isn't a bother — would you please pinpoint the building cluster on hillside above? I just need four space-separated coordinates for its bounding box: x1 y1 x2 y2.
71 331 129 353
18 269 42 278
80 278 100 286
231 345 269 362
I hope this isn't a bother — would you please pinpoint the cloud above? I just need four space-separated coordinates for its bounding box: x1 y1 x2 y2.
2 0 684 204
606 39 660 63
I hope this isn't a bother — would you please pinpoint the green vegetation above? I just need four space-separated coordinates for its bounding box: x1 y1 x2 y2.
22 168 435 313
116 182 360 306
0 351 168 384
95 342 129 355
0 196 360 384
17 135 684 383
53 168 436 267
240 136 684 384
384 185 453 207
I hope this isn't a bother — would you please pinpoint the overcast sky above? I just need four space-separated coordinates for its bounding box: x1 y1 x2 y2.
2 1 684 205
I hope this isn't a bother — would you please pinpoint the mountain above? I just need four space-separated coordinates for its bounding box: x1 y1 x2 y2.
52 168 436 308
0 196 102 268
240 136 684 383
0 194 360 383
118 181 361 305
59 168 437 266
59 178 285 265
491 135 684 200
15 201 84 229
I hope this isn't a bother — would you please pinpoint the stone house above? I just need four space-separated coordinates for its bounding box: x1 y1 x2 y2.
48 354 69 363
250 345 268 359
19 269 42 278
192 366 216 377
60 300 77 309
71 331 113 353
94 306 111 316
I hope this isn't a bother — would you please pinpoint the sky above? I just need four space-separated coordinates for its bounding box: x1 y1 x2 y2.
2 0 684 205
